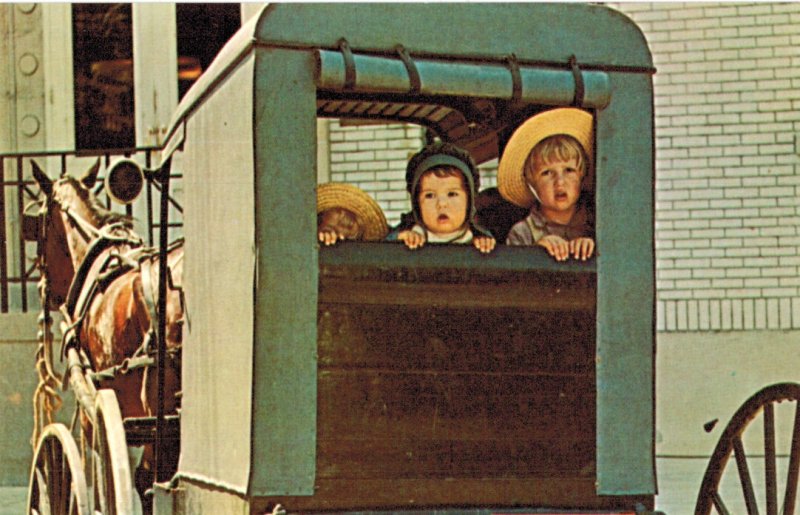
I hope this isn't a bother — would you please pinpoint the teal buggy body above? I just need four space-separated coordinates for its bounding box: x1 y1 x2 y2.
154 3 657 514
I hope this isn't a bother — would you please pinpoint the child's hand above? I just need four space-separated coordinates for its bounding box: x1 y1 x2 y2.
398 230 426 250
570 237 595 261
318 227 344 246
473 235 496 254
537 234 570 261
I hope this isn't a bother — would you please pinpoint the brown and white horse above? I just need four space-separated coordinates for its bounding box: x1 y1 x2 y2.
31 159 184 501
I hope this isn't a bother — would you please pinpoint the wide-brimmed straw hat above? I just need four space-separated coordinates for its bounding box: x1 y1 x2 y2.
316 182 388 241
497 107 594 208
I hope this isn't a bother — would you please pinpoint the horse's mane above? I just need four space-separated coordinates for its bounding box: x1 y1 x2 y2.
57 176 135 229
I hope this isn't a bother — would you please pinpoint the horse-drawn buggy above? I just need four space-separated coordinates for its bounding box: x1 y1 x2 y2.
26 4 664 514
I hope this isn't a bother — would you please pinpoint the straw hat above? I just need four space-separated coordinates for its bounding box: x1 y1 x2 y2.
316 182 388 241
497 107 594 208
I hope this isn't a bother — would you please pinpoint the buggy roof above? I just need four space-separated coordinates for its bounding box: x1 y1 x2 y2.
164 3 652 154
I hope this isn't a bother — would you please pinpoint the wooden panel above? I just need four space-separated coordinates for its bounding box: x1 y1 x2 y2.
317 435 595 480
317 371 594 444
298 263 628 510
252 478 654 512
319 260 595 312
318 305 595 375
320 277 593 310
313 299 598 505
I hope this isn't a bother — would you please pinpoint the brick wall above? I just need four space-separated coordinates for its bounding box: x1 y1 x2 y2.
330 3 800 333
328 120 498 226
328 120 424 225
613 2 800 331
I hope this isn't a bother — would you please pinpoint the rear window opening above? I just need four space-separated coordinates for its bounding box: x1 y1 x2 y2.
315 110 597 270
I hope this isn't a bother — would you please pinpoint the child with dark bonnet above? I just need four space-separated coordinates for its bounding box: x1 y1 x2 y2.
387 141 496 254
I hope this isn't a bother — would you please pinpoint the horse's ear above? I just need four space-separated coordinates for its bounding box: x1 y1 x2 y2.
80 158 102 189
31 160 52 197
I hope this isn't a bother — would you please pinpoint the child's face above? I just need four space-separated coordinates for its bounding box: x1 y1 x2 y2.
417 171 469 235
528 155 583 220
318 207 361 240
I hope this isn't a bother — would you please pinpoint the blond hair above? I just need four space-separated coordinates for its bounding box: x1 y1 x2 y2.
317 206 362 238
523 134 589 184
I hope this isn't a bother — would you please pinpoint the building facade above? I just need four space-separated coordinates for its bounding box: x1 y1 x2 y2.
2 3 799 511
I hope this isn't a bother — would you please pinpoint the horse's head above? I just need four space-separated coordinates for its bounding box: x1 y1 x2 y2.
30 159 127 308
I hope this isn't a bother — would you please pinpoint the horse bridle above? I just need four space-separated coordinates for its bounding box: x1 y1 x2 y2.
27 177 143 258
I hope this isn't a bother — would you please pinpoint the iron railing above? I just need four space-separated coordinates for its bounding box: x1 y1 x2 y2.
0 148 183 313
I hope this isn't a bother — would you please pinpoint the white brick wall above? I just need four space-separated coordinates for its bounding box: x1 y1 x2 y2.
328 120 498 226
327 3 800 332
613 2 800 331
328 120 424 224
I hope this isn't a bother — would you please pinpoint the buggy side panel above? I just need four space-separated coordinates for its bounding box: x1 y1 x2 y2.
596 72 656 494
178 53 256 493
164 2 657 505
250 47 320 495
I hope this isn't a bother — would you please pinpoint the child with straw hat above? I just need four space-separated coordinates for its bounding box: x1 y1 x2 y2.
497 107 596 261
317 183 388 246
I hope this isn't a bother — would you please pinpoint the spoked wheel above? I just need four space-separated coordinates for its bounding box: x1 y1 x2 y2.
696 382 800 515
92 390 141 515
27 423 90 515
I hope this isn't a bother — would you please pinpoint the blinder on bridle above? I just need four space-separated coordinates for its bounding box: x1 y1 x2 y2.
22 183 49 260
22 211 42 243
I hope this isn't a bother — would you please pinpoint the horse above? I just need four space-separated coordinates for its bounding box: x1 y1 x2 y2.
30 159 184 507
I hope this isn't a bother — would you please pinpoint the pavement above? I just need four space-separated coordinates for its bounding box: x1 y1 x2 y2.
0 461 722 515
0 487 26 515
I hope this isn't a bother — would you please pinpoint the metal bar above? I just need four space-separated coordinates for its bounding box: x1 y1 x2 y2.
316 49 612 109
16 157 27 312
765 403 777 515
733 436 760 515
713 491 733 515
0 158 8 312
154 158 172 483
146 175 155 247
783 401 800 515
258 38 659 75
149 180 183 213
0 146 158 160
104 154 112 210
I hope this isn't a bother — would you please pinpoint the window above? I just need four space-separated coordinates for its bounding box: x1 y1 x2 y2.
175 4 240 99
72 3 134 149
72 4 241 149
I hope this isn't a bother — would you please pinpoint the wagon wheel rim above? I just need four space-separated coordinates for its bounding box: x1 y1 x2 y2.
27 423 90 515
695 382 800 515
91 390 139 515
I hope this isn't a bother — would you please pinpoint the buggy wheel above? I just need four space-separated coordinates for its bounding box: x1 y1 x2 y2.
91 390 140 515
27 423 90 515
695 382 800 515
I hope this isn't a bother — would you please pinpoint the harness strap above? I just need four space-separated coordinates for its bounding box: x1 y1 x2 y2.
338 38 356 90
569 54 585 107
140 257 160 335
396 44 421 94
505 53 522 106
64 224 142 316
60 204 101 242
